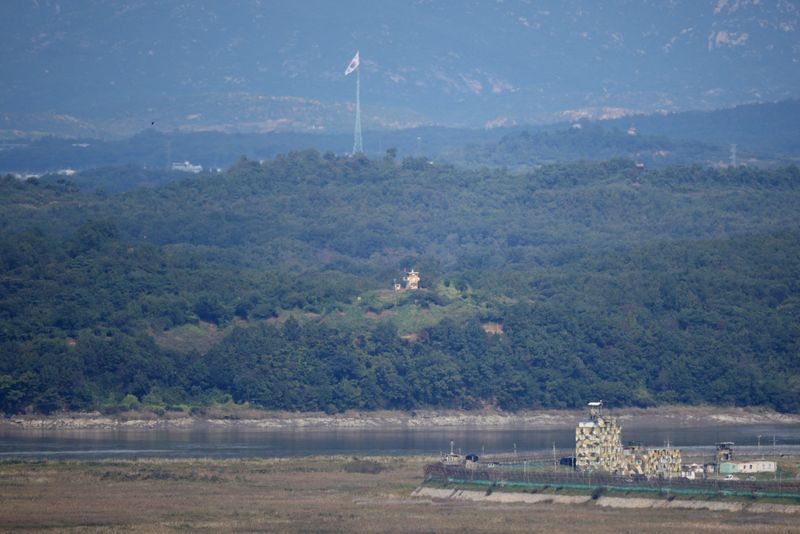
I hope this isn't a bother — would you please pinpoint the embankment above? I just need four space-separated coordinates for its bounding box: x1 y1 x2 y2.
412 487 800 514
3 405 799 431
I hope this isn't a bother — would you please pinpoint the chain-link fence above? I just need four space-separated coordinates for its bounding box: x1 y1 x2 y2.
425 463 800 498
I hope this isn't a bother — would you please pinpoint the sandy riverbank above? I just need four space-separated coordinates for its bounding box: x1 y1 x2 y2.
3 405 799 431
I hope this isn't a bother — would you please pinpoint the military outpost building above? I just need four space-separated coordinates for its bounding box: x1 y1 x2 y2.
575 401 682 478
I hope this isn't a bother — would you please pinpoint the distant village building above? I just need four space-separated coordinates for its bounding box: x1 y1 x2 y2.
171 161 203 173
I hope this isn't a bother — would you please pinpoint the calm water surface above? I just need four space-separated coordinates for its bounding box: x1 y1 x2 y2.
2 424 799 459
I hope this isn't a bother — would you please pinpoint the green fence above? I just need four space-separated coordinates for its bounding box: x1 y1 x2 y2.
425 464 800 500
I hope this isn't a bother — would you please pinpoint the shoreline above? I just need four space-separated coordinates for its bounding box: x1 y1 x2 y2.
3 405 799 431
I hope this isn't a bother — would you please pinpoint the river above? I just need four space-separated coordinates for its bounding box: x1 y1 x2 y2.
2 423 799 459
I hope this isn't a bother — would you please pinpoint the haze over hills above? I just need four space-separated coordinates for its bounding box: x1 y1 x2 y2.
2 100 798 180
1 0 799 138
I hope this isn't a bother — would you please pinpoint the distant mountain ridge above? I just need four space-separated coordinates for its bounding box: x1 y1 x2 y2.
1 0 799 137
2 100 798 177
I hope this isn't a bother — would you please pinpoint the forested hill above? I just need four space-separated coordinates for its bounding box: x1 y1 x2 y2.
452 124 726 169
1 154 799 414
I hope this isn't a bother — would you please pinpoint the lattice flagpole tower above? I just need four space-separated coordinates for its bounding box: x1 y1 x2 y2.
345 50 363 154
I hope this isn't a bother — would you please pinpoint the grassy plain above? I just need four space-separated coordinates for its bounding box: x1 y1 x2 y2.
1 456 799 533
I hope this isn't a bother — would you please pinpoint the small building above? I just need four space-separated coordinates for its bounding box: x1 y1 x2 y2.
442 441 461 466
681 463 705 480
403 269 420 290
171 161 203 173
715 442 735 464
722 460 777 474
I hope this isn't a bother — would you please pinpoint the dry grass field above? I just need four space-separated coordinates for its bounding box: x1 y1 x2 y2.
1 456 799 533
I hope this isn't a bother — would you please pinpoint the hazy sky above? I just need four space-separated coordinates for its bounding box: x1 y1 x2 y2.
1 0 798 136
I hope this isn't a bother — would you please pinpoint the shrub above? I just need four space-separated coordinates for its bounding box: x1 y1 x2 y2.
343 459 385 474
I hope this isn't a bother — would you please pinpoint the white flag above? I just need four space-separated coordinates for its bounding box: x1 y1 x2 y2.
345 51 360 76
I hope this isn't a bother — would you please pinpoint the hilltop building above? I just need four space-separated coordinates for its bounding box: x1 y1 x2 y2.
400 268 420 290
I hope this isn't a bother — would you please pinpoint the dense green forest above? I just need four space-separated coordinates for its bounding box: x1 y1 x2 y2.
603 99 800 157
1 152 798 414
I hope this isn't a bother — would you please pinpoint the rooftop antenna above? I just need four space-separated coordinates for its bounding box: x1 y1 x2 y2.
730 143 737 167
345 51 363 155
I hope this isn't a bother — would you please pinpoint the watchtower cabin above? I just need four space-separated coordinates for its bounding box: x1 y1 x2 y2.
716 442 735 464
403 268 420 290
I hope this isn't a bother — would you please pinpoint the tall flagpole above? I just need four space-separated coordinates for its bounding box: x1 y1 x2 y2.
353 66 363 154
